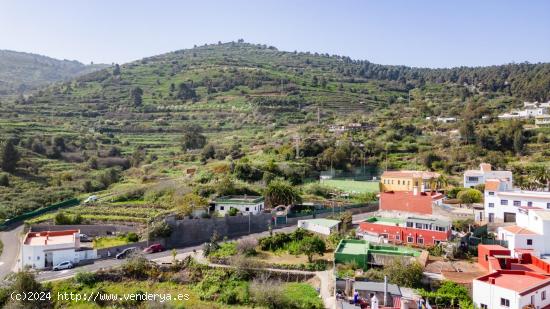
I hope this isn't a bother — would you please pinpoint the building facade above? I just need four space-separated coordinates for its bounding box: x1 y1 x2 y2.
484 179 550 223
473 270 550 309
380 170 440 192
463 163 513 188
213 195 265 216
358 216 451 247
20 230 96 269
297 218 339 236
497 208 550 257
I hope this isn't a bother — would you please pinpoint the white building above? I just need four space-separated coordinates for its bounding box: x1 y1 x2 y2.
213 195 264 216
473 270 550 309
20 230 96 270
524 101 550 109
463 163 513 188
297 218 340 236
497 208 550 257
535 115 550 127
498 107 548 120
484 179 550 223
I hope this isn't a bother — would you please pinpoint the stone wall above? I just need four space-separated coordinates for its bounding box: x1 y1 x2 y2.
165 213 274 248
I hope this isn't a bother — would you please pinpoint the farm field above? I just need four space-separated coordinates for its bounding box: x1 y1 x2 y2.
320 179 379 194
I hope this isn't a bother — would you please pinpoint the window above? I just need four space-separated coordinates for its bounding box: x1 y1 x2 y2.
398 180 400 185
501 199 508 206
407 236 414 243
417 238 424 244
527 201 533 207
436 226 446 231
245 207 249 211
406 222 413 228
415 223 423 229
395 235 400 240
220 206 224 210
547 203 550 209
488 191 495 196
481 304 488 309
468 176 479 182
527 239 533 245
489 203 495 208
542 291 546 301
513 200 521 206
500 298 510 307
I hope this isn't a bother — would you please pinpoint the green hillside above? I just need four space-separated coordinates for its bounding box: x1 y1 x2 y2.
0 49 108 95
0 42 548 221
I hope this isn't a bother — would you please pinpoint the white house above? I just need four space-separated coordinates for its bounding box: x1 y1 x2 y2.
463 163 513 188
473 270 550 309
497 208 550 257
498 107 548 120
484 179 550 223
536 115 550 127
20 230 96 270
214 195 264 216
524 101 550 109
297 218 340 236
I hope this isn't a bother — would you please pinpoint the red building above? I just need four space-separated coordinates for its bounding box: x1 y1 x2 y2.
379 190 444 215
477 244 550 275
358 216 452 247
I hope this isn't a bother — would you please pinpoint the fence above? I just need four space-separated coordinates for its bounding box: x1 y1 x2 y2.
287 202 378 218
0 198 80 230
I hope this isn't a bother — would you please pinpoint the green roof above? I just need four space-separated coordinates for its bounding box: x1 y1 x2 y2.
300 218 340 228
335 239 421 257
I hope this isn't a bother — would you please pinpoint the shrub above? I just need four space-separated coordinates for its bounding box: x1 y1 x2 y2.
0 173 9 187
446 187 466 199
74 272 99 286
236 237 257 256
148 221 172 239
126 232 139 242
228 207 238 216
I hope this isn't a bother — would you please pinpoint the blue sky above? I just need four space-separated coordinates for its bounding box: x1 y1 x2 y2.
1 0 549 68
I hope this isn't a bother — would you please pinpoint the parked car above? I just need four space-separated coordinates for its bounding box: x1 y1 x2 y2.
79 234 92 242
83 195 98 204
53 261 73 271
116 247 137 259
143 243 164 254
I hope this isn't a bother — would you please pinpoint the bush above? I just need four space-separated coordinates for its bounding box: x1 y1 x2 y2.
148 221 172 239
446 187 466 199
54 211 82 225
126 232 139 242
74 272 99 286
236 237 257 256
0 173 9 187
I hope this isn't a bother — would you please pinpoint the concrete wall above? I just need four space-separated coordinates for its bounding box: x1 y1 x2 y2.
30 224 137 236
165 213 274 248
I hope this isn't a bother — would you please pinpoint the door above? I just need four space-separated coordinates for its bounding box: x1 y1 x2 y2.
488 213 494 223
45 252 53 268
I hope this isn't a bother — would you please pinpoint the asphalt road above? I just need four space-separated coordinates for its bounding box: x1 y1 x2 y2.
0 225 24 279
36 224 298 282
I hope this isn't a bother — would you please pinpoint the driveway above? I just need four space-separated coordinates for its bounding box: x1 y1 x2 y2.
0 225 24 279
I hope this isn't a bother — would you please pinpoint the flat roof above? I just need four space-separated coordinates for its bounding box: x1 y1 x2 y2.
336 240 368 255
382 170 440 179
215 195 264 204
24 230 78 246
476 271 550 294
336 240 421 257
353 281 401 296
299 218 340 228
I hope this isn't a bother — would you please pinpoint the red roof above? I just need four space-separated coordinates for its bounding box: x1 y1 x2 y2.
502 225 538 235
476 270 550 294
380 191 443 215
485 179 501 191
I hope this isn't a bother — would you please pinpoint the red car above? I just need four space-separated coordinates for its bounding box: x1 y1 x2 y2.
143 243 164 254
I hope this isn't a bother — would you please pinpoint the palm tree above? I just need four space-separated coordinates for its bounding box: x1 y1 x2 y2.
532 165 550 191
437 175 449 192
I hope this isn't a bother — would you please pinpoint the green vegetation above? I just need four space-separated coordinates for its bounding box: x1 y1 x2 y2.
320 179 379 193
0 49 107 95
418 281 474 308
92 233 139 249
1 41 549 224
